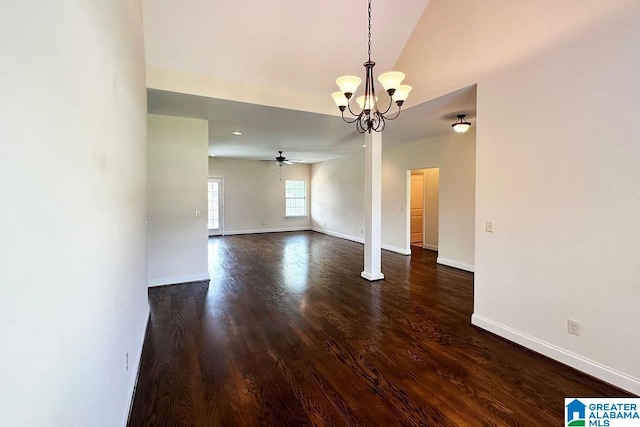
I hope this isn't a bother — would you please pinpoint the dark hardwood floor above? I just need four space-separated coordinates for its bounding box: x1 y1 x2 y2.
128 231 629 426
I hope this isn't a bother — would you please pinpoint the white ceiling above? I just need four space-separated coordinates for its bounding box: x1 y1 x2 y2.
143 0 430 110
143 0 476 162
148 85 476 162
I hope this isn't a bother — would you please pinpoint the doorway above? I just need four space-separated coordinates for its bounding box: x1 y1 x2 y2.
409 169 439 251
410 173 424 246
208 177 223 236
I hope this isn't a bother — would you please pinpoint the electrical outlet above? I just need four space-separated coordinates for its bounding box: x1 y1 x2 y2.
568 319 580 336
125 352 129 372
486 220 494 233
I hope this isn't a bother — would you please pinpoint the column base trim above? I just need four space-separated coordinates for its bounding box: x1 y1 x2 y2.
361 271 385 281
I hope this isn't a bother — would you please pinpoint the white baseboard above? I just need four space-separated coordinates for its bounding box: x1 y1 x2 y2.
471 314 640 396
311 227 364 244
123 304 150 427
312 228 411 255
437 256 475 272
382 243 411 256
423 244 438 251
224 226 310 236
147 273 210 287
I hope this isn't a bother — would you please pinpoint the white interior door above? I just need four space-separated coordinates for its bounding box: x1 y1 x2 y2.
208 177 223 236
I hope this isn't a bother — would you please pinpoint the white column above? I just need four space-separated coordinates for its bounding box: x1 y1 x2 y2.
361 131 384 281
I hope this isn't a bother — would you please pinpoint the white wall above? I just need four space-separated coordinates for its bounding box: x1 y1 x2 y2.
311 154 365 241
147 115 209 286
0 1 149 426
311 130 475 269
393 0 640 394
383 131 475 268
473 5 640 393
209 157 311 234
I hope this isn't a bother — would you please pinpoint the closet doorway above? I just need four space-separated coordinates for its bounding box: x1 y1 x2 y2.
409 169 439 251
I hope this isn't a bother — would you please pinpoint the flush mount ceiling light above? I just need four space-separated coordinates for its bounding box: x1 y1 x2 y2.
232 131 242 136
451 115 471 133
331 0 412 133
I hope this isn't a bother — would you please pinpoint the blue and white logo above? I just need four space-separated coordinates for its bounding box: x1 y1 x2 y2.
565 398 640 427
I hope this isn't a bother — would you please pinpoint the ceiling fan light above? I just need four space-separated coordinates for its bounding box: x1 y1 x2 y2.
336 75 361 96
378 71 405 92
331 91 348 108
452 115 471 133
392 85 412 102
356 95 377 111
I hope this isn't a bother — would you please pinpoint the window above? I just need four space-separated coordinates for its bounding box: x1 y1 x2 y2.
208 178 221 229
285 180 306 217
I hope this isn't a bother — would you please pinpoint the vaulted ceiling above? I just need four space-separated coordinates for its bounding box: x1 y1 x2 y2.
143 0 475 162
142 0 477 161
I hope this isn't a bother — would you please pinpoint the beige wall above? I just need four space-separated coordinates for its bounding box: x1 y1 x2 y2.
147 115 209 286
383 131 475 267
0 1 149 425
311 154 365 241
395 0 640 393
209 158 311 234
473 4 640 393
311 129 475 269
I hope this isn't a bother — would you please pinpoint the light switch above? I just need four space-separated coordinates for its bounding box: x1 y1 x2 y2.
195 210 201 218
486 220 494 233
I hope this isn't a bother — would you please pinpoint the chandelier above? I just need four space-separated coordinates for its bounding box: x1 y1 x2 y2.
331 0 412 133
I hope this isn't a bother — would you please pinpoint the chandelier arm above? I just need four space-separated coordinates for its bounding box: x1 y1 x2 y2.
366 62 377 110
373 113 385 132
341 110 362 124
346 101 360 117
364 67 372 111
379 95 395 115
380 104 403 121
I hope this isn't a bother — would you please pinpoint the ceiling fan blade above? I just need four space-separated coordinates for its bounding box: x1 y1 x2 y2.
284 160 293 165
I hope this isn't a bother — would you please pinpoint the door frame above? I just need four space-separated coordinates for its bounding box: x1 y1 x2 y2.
406 168 440 253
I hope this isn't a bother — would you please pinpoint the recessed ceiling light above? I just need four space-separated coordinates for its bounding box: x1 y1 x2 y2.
362 144 366 148
232 131 242 136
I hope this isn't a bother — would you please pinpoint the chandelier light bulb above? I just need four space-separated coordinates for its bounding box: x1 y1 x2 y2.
392 85 412 104
331 91 348 109
356 95 378 111
336 76 361 97
378 71 405 93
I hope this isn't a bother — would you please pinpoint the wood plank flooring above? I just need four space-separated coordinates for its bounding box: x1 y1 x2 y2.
128 231 629 426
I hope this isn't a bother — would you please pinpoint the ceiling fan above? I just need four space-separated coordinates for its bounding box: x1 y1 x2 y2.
261 151 300 167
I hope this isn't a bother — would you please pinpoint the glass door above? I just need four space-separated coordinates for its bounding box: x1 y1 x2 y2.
207 177 223 236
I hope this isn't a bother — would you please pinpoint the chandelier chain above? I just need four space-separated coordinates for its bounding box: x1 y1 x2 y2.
367 0 372 62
